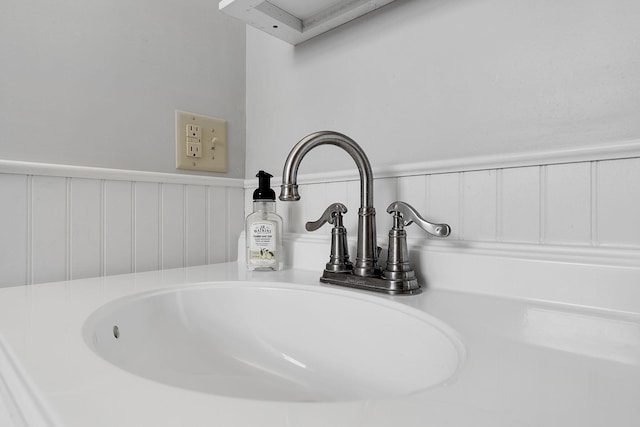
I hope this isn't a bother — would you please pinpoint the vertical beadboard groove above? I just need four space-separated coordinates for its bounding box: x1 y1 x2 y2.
458 172 465 240
183 184 188 268
208 187 214 264
393 176 399 204
424 174 431 213
26 175 33 285
65 178 72 280
224 186 230 262
539 165 547 244
100 179 106 277
591 161 599 247
131 181 137 272
158 183 164 270
496 169 503 242
225 187 231 262
205 186 211 264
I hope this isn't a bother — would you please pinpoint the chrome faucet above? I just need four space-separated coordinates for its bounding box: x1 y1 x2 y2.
280 131 450 294
280 131 381 277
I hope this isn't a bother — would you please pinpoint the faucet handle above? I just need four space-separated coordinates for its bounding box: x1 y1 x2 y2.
306 203 348 232
386 201 451 237
306 203 353 273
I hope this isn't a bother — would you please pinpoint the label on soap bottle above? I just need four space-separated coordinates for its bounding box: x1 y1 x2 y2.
248 221 277 267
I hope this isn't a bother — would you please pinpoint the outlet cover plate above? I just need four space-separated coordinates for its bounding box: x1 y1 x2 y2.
176 111 227 172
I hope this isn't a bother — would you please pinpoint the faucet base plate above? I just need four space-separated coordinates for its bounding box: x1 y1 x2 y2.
319 271 421 295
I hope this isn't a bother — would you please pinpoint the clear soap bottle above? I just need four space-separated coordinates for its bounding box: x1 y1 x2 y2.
245 170 284 271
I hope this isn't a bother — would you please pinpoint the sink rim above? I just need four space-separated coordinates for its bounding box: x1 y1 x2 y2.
82 280 467 402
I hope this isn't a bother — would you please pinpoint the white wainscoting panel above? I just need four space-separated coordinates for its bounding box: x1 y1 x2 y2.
186 185 207 268
500 166 540 243
247 146 640 262
0 175 28 287
544 163 592 245
226 187 245 264
104 180 134 276
597 157 640 248
31 176 67 284
373 178 397 230
208 186 229 264
303 183 328 234
161 184 185 270
0 162 244 288
462 169 497 242
396 175 427 238
71 178 102 280
134 182 161 274
426 173 461 240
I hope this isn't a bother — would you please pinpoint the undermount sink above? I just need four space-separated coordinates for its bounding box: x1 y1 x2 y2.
83 282 464 402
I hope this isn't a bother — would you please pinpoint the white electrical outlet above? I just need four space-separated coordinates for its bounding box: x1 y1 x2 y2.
187 142 202 158
176 111 227 172
186 124 201 139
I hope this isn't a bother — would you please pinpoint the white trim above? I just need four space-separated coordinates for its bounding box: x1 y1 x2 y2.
220 0 396 45
377 138 640 178
0 160 244 187
411 239 640 269
0 337 62 427
246 138 640 187
278 233 640 314
281 232 640 269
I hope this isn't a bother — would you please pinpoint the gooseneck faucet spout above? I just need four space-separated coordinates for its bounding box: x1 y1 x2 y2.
280 130 451 294
279 131 381 277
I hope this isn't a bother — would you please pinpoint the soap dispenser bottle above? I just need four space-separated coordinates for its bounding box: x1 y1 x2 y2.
245 170 284 271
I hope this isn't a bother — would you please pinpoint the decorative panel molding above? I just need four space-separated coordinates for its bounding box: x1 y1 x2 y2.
0 161 244 288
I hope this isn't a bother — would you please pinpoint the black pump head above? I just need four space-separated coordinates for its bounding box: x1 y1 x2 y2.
253 170 276 201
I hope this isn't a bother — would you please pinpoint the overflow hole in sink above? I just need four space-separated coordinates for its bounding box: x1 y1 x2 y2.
113 325 120 339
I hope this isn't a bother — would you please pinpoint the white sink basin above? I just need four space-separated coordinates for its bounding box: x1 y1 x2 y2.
83 282 464 402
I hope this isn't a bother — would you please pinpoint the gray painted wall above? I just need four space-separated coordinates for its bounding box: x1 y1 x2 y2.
1 0 246 178
245 0 640 177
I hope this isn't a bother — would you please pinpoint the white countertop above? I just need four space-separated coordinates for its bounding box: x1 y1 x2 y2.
1 263 639 426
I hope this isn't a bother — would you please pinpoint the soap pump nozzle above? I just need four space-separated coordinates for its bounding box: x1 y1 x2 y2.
253 170 276 201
